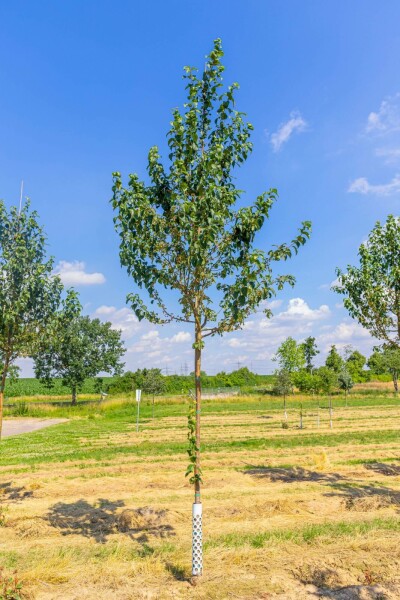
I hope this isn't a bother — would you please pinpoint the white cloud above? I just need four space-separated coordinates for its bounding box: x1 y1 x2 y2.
317 321 374 354
269 111 308 152
348 175 400 196
271 297 330 322
366 93 400 134
170 331 191 343
95 305 116 315
54 260 106 286
94 305 139 338
266 299 283 310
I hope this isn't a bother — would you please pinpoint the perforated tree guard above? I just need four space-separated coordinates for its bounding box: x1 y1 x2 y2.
192 502 203 576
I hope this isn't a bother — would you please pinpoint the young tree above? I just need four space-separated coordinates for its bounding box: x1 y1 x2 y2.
337 369 354 404
334 215 400 347
325 345 344 373
316 366 338 395
274 337 306 373
111 39 311 578
301 336 319 372
142 368 166 417
273 369 292 419
34 299 125 404
0 201 64 439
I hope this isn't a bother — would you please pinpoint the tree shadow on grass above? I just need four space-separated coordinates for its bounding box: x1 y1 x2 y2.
244 465 343 484
47 498 125 543
0 482 33 503
165 562 188 582
310 583 390 599
47 500 175 544
364 462 400 477
324 481 400 511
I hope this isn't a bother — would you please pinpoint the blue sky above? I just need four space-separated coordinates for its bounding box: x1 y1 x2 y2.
1 1 399 375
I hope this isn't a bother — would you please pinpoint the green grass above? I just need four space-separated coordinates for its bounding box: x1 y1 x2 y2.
205 516 400 549
1 397 400 467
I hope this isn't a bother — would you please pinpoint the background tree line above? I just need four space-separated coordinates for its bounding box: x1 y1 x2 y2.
273 335 400 397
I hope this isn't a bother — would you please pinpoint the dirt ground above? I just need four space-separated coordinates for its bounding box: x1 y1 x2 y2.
0 400 399 599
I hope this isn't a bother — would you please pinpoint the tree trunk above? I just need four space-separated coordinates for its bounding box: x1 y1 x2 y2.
0 391 3 441
192 323 203 579
393 375 398 395
71 386 77 406
0 364 8 441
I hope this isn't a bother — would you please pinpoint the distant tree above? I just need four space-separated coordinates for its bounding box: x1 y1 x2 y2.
316 366 338 395
338 369 354 404
334 215 400 347
274 337 305 373
273 369 292 418
111 39 311 578
0 201 64 439
142 368 166 417
382 346 400 393
367 349 387 375
301 336 319 372
325 345 344 373
293 370 322 394
34 300 125 404
346 350 366 381
227 367 257 387
108 370 136 394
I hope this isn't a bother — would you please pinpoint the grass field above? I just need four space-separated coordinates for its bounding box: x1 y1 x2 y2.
0 394 399 599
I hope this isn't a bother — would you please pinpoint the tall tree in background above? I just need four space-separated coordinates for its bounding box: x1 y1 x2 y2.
111 39 311 578
381 346 400 393
274 337 306 373
301 336 319 372
367 349 387 375
345 350 366 381
34 298 125 404
325 345 344 373
0 201 64 439
334 215 400 347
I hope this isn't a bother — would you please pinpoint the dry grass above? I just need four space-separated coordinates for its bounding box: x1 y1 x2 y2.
0 399 400 599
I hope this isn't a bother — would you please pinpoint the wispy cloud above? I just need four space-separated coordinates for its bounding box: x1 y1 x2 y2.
366 93 400 134
269 111 307 152
348 175 400 196
375 147 400 164
317 321 373 353
54 260 106 285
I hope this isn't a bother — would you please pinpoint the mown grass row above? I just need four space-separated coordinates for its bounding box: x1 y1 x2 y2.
205 516 400 549
1 399 399 467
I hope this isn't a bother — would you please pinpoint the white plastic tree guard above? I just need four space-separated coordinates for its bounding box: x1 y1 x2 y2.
192 502 203 576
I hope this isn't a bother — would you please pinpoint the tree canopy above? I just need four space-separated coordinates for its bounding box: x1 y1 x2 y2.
34 298 125 403
0 200 64 438
325 345 344 373
274 337 305 373
301 336 319 372
334 215 400 347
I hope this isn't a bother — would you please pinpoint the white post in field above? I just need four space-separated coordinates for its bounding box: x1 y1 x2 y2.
136 389 141 432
